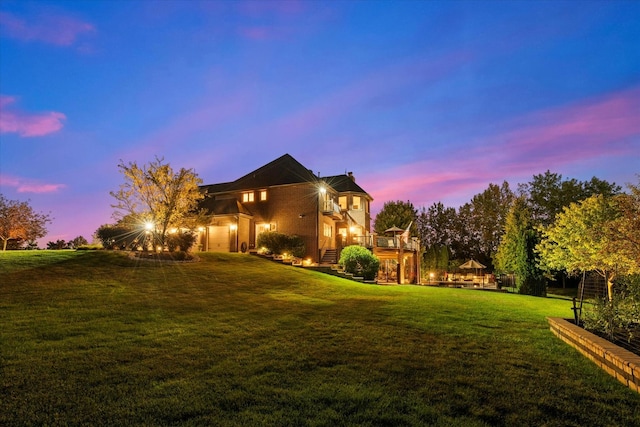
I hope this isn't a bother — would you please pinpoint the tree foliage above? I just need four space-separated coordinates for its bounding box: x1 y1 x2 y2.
416 182 512 268
373 200 417 236
494 196 545 296
458 182 514 267
0 194 51 251
339 245 380 280
518 171 621 228
417 202 457 249
606 178 640 265
110 157 204 246
537 194 639 298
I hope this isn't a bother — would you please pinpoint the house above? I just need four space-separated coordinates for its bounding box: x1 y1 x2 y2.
196 153 421 284
197 154 372 264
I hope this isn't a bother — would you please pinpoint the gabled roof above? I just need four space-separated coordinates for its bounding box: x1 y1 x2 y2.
199 197 252 216
201 154 319 194
200 154 371 200
321 174 371 199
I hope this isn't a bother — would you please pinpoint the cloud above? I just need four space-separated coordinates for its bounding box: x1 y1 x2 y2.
487 85 640 171
361 86 640 212
265 50 472 144
0 10 95 46
0 174 66 194
0 95 66 137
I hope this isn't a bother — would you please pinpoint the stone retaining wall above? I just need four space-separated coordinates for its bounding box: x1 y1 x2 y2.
547 317 639 393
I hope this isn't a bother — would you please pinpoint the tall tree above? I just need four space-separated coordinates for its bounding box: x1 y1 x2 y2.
0 194 51 251
110 157 204 247
495 196 545 296
373 200 417 236
417 202 457 249
450 182 514 267
537 194 638 299
518 170 621 227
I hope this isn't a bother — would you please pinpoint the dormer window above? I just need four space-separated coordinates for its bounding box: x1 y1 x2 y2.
242 191 254 203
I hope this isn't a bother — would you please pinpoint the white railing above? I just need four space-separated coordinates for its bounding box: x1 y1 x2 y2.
350 235 419 251
322 200 342 216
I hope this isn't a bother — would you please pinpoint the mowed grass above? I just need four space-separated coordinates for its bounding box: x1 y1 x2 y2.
1 251 638 426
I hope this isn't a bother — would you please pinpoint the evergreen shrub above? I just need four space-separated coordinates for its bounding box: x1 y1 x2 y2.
339 245 380 280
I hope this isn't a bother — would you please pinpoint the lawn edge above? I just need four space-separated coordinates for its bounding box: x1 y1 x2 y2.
547 317 640 393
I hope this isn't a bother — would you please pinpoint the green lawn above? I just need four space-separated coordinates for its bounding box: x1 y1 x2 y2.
1 251 638 426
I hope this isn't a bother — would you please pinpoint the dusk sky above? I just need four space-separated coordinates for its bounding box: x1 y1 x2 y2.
1 0 639 245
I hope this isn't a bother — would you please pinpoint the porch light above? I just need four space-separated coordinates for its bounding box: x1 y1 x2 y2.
319 186 326 194
230 224 237 231
349 226 356 234
198 226 205 232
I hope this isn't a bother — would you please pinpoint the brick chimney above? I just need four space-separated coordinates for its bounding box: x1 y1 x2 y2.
347 171 355 182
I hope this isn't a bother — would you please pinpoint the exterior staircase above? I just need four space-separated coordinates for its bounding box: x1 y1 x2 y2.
320 249 338 265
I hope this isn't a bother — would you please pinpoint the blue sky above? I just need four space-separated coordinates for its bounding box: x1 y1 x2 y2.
1 0 639 245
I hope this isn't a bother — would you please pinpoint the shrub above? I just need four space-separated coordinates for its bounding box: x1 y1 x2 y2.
339 245 380 280
95 224 136 250
166 231 197 252
257 231 305 258
583 275 640 344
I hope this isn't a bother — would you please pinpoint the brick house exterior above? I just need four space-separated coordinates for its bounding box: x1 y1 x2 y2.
197 154 373 264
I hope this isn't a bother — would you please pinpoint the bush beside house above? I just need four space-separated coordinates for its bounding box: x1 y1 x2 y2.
257 231 305 258
339 245 380 281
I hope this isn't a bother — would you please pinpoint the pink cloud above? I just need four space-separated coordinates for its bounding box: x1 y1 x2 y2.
0 174 66 194
360 86 640 213
0 11 95 46
0 95 66 137
497 86 640 164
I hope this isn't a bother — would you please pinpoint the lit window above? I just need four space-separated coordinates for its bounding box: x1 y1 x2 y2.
242 191 255 203
259 190 267 201
256 223 274 243
352 196 361 210
338 196 347 210
323 224 332 238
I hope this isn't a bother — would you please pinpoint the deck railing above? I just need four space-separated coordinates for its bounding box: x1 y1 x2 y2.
350 235 419 251
322 200 342 217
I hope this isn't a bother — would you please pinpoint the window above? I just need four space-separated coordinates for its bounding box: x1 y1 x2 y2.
242 191 254 203
352 196 361 210
323 223 332 238
338 196 347 210
256 223 275 246
259 189 267 201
